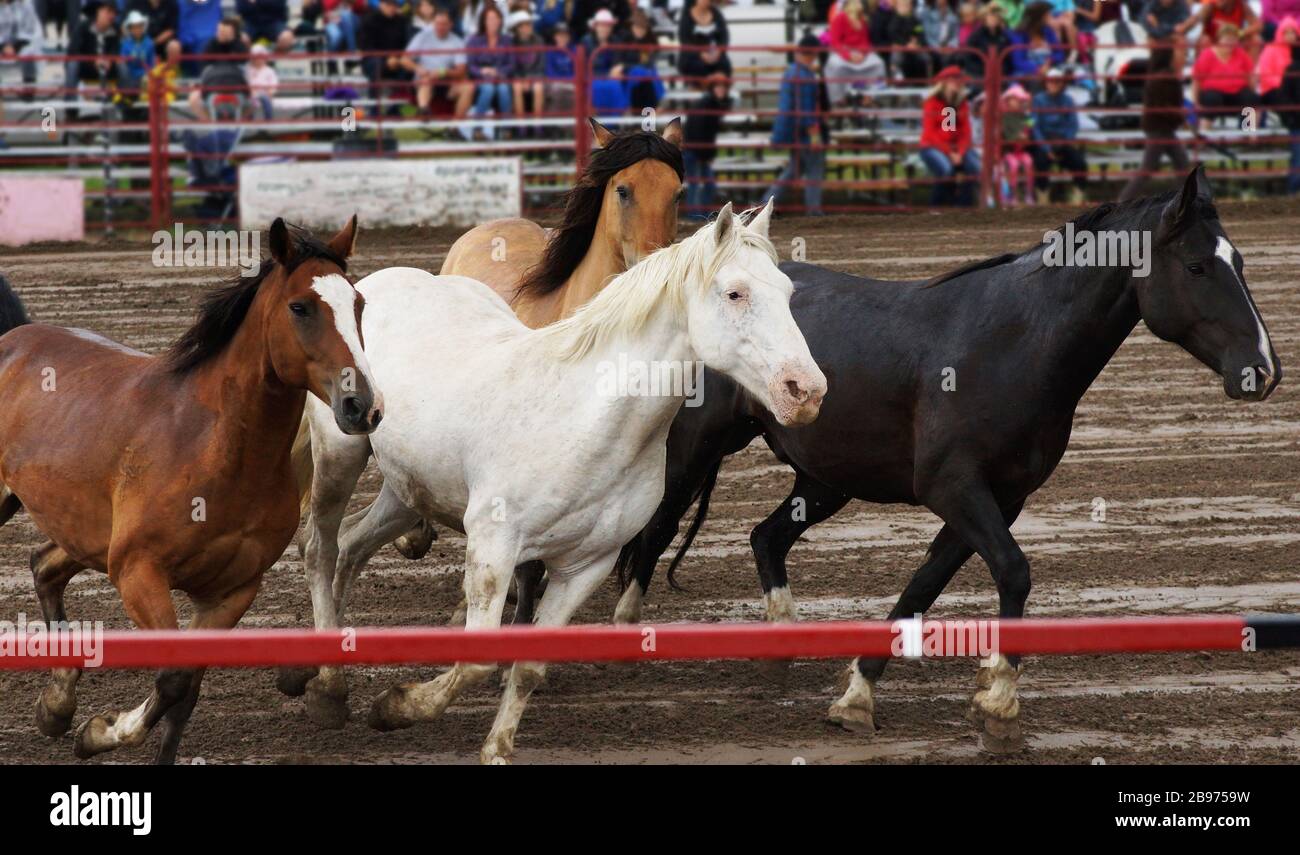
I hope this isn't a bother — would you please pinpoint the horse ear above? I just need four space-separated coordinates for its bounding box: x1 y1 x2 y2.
1190 163 1213 201
1165 165 1210 227
661 116 683 148
269 218 294 266
328 214 359 261
589 117 615 148
748 198 774 239
715 202 734 245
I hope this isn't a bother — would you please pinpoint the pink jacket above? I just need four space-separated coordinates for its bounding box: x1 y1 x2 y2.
1257 16 1299 94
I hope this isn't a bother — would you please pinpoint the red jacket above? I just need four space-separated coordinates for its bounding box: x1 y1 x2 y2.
829 12 872 60
920 92 971 156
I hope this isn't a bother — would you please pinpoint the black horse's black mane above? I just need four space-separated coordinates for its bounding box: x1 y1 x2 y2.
922 191 1218 288
513 129 684 303
163 227 347 374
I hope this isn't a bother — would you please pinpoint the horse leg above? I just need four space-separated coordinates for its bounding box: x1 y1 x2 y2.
333 481 422 618
482 549 620 764
73 562 189 760
512 561 546 625
925 485 1031 753
368 533 518 731
287 421 372 727
31 541 86 737
752 474 849 623
153 579 261 765
829 523 974 733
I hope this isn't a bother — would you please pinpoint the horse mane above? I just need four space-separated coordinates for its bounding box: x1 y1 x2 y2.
922 190 1218 289
537 213 776 361
513 129 684 304
163 226 347 374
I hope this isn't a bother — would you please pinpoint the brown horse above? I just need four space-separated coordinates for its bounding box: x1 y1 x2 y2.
0 218 380 764
440 117 685 328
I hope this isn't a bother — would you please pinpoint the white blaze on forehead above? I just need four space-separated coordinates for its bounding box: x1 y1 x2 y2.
1214 237 1276 377
311 274 378 392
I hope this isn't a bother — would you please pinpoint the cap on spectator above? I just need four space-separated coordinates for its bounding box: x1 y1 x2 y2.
797 32 822 51
1001 83 1030 100
124 9 148 28
507 9 533 30
553 21 569 32
590 9 617 26
1045 67 1067 81
934 65 967 82
251 43 270 56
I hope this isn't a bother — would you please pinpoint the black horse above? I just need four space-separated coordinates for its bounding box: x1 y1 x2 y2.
609 168 1281 751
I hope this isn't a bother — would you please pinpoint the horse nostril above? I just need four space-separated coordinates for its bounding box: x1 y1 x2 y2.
370 409 383 428
342 395 365 420
786 380 808 403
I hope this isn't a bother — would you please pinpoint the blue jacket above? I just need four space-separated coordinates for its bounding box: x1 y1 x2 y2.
544 47 573 79
120 34 156 83
770 62 819 145
1032 90 1077 142
177 0 222 53
1008 29 1064 79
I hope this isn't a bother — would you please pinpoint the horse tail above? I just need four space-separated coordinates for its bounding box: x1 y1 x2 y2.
0 273 32 337
665 458 722 591
292 411 314 519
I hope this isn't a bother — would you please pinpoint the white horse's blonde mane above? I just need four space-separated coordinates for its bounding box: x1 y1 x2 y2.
537 212 779 361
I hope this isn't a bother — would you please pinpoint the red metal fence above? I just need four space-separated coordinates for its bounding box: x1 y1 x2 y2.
1 615 1298 670
1 43 1297 231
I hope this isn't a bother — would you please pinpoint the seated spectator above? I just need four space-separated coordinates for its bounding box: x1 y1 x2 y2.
569 0 626 43
246 42 278 119
683 71 731 218
177 0 222 60
127 0 178 56
543 20 575 112
1258 15 1299 105
583 8 628 113
1193 0 1261 50
71 1 120 87
1009 2 1065 85
678 0 731 84
1194 22 1258 129
149 35 182 104
999 83 1035 205
963 3 1013 79
958 1 979 44
825 0 886 104
187 17 248 120
404 5 472 116
996 0 1026 27
460 0 507 38
0 0 43 92
237 0 294 51
1045 0 1078 56
465 3 512 138
621 8 664 111
1262 0 1300 41
884 0 930 82
119 10 155 91
534 0 565 38
360 0 413 102
509 9 546 122
1141 0 1193 43
761 34 826 215
918 64 979 205
922 0 961 53
1030 67 1087 203
301 0 365 53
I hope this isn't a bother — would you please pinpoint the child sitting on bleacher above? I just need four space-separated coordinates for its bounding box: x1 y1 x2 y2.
120 10 157 93
543 22 575 114
246 43 279 120
999 84 1035 206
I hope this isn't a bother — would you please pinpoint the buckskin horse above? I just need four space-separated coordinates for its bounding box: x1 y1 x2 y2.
612 168 1280 752
300 203 825 762
0 218 381 764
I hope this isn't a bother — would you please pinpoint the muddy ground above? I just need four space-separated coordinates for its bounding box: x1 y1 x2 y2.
0 198 1297 765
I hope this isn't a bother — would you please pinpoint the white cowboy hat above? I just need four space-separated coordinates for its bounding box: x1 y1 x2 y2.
590 9 617 26
506 9 533 29
124 9 149 27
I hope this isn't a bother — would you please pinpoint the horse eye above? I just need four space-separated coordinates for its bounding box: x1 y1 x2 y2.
1187 263 1206 276
289 302 309 316
727 290 744 301
616 185 629 200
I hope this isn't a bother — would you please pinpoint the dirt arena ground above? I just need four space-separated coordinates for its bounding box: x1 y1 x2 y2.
0 197 1297 765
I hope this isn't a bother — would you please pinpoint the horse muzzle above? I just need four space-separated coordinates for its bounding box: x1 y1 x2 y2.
335 390 384 434
1223 361 1281 402
767 364 827 427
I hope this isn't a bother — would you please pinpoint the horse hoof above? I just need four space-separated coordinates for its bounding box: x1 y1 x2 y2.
393 523 435 560
72 713 114 760
979 717 1025 754
275 666 318 697
305 678 350 729
35 687 76 738
827 702 876 734
367 687 414 732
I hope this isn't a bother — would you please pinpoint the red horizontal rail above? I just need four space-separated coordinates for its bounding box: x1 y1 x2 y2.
0 615 1285 671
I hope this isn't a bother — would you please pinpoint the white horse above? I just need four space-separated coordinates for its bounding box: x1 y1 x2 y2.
300 202 826 763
